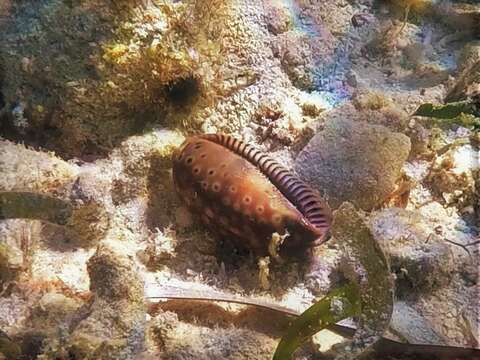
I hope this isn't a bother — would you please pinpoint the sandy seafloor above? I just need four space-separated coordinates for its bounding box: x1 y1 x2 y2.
0 0 479 359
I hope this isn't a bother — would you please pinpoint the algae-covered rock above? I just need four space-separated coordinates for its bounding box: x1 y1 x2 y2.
0 190 110 248
0 137 112 247
331 202 394 359
87 243 143 302
427 143 479 208
0 139 111 246
264 0 292 35
446 42 480 103
272 32 316 91
295 118 411 210
434 2 480 35
30 292 82 329
64 199 110 247
0 140 77 193
390 301 447 345
41 243 146 358
0 0 116 158
351 91 410 131
456 41 480 76
4 292 85 359
65 169 112 247
0 329 21 360
0 220 38 293
269 1 336 92
148 311 277 360
0 0 224 158
0 242 23 289
0 192 73 225
370 208 454 296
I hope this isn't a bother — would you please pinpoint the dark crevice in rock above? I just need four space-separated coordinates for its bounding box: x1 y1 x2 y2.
165 76 200 108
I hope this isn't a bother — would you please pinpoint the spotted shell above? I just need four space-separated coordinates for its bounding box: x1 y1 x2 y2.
172 134 331 256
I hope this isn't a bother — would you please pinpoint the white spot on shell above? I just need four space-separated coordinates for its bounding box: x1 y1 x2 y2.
212 182 221 192
272 214 282 225
230 227 242 235
205 207 214 218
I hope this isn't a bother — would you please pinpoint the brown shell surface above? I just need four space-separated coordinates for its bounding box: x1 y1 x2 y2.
172 134 331 256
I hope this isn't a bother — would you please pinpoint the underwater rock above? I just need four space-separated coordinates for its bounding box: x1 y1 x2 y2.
251 94 323 148
295 118 411 210
370 208 454 297
31 292 82 328
272 32 316 90
456 41 480 75
390 301 447 345
362 19 408 61
0 137 115 248
0 219 39 293
305 247 342 295
434 2 480 35
0 241 23 289
1 291 85 359
264 0 292 35
0 140 77 194
427 143 479 208
0 1 221 158
331 202 394 359
0 189 110 248
148 311 276 360
0 175 110 249
0 329 21 360
446 41 480 103
271 18 334 91
46 244 146 358
87 243 144 303
310 93 409 134
406 122 433 158
64 170 112 247
351 91 410 131
64 199 110 248
0 0 116 158
296 0 357 38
